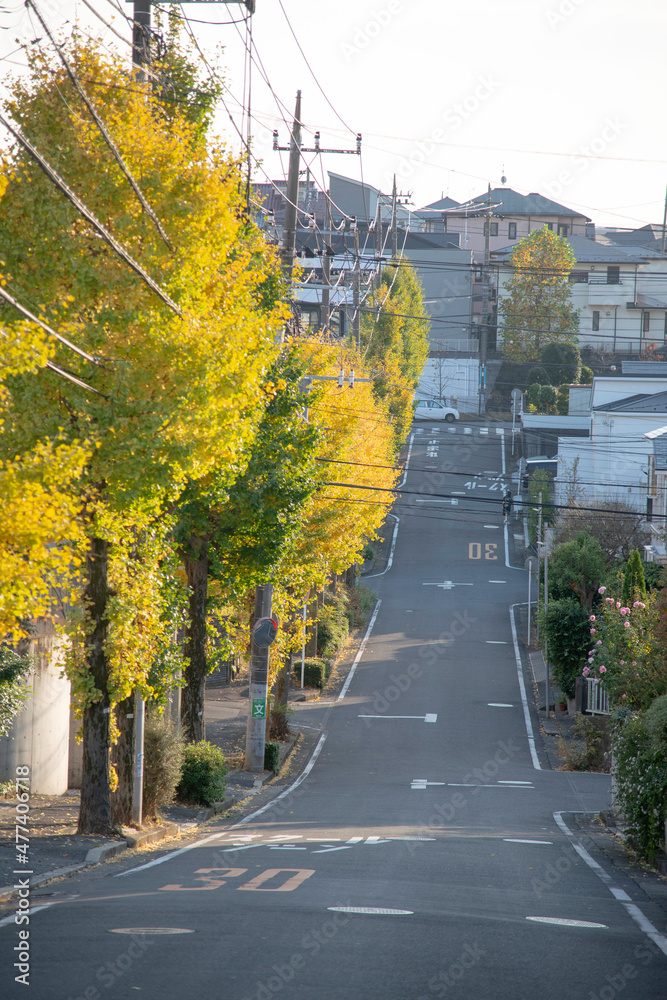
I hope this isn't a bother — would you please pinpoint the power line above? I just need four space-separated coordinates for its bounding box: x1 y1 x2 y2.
0 283 102 365
27 0 174 252
0 113 182 316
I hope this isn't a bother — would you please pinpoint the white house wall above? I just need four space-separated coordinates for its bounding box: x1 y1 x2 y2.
555 437 650 511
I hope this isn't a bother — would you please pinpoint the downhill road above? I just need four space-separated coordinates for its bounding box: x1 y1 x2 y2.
2 420 666 1000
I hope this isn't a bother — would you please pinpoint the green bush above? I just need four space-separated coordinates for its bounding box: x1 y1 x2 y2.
543 599 591 698
349 582 377 628
527 365 549 386
264 741 280 772
0 645 30 738
559 713 608 771
293 657 330 689
612 708 667 860
142 713 184 821
176 740 228 807
580 365 594 384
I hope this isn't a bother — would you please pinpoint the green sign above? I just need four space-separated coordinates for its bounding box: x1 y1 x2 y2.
251 699 266 719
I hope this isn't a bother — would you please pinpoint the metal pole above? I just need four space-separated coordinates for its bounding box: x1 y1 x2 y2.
322 195 331 333
245 584 273 772
300 603 307 688
478 185 491 417
131 694 145 827
391 175 398 258
527 570 532 646
544 541 550 718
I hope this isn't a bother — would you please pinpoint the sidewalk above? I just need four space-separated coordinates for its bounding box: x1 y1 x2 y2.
0 665 319 898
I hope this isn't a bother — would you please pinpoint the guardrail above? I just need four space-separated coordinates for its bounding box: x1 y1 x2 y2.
586 677 610 715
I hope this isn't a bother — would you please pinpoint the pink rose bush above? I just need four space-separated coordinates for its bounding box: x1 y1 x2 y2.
583 591 665 709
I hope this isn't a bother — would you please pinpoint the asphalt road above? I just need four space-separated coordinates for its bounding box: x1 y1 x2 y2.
2 420 667 999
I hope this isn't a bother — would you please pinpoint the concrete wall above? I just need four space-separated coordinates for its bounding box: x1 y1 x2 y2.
0 619 71 794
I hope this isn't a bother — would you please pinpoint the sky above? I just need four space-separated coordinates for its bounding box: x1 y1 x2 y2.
1 0 666 231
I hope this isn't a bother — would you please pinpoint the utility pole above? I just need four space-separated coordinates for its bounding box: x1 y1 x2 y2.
391 175 398 259
280 91 302 283
322 195 331 333
352 222 361 349
375 198 383 292
274 97 361 286
245 583 273 773
662 183 667 254
478 184 491 417
132 0 151 79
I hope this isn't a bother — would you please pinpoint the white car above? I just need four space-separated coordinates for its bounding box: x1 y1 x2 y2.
413 399 459 422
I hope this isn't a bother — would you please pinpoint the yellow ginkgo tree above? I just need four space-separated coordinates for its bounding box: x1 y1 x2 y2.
0 35 286 833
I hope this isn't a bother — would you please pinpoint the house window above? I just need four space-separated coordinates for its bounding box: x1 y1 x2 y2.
545 222 553 230
569 271 589 283
558 224 568 236
643 311 650 333
508 222 517 239
423 221 434 233
607 266 620 284
442 215 447 232
490 222 498 237
592 311 600 331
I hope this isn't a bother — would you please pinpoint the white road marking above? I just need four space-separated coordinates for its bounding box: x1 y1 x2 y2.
359 714 437 723
488 703 514 708
269 846 308 850
510 603 541 770
554 811 667 956
464 427 472 434
610 888 631 901
423 580 473 589
486 640 507 644
480 427 489 435
504 839 553 845
328 907 413 915
0 903 56 928
388 837 437 842
337 602 381 700
498 780 533 785
526 916 607 929
484 524 500 529
495 428 503 435
489 580 507 584
268 834 303 839
415 497 459 505
448 427 456 433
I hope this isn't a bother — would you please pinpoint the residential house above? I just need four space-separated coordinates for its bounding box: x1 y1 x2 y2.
554 376 667 512
417 187 591 259
493 237 667 358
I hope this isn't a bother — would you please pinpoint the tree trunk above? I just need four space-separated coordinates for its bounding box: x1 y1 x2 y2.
78 536 113 836
181 538 209 743
110 694 135 828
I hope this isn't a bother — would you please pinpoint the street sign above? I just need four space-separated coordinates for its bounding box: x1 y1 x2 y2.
252 617 279 647
251 699 266 719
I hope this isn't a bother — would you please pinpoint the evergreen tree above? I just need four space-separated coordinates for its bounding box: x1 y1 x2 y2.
622 550 647 605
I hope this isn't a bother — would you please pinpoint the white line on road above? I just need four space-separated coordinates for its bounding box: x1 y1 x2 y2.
510 603 541 770
486 640 508 644
359 714 437 723
526 916 607 929
488 703 514 708
488 580 507 584
328 907 414 915
337 601 381 701
484 524 500 529
504 839 553 845
554 811 667 957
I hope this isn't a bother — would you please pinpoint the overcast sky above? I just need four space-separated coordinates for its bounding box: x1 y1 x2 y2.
2 0 666 230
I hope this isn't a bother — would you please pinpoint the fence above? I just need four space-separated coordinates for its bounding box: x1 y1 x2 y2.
586 677 610 715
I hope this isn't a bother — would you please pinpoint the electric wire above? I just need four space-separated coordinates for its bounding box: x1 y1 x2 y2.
0 113 182 316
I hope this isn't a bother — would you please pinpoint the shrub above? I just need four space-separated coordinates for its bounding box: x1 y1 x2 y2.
293 657 330 689
527 365 549 386
0 645 30 738
269 702 291 741
558 713 609 772
541 342 581 385
543 599 590 698
348 581 377 628
580 366 594 384
177 740 228 807
264 741 280 772
317 590 351 659
142 713 184 821
612 708 667 860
